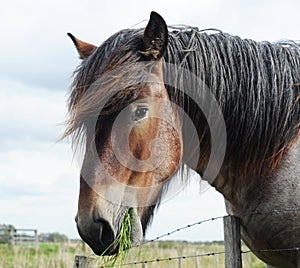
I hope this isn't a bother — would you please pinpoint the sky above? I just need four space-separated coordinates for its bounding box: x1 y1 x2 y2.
0 0 299 242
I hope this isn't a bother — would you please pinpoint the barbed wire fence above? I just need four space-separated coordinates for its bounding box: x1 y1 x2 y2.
73 208 300 268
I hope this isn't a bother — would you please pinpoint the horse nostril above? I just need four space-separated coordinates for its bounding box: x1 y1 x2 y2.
97 219 115 246
91 211 116 253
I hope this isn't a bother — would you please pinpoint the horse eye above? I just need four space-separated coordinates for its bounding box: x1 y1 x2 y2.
133 107 149 121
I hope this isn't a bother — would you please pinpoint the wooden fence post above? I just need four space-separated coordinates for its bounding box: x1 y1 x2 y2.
73 256 98 268
195 251 200 268
223 215 242 268
9 228 15 246
34 229 39 252
178 257 181 268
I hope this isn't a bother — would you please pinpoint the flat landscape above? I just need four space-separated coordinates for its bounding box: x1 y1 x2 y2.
0 241 265 268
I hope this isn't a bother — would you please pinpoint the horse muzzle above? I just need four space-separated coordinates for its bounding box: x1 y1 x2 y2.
75 208 143 256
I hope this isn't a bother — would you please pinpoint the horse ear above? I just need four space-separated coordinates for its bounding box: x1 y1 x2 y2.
142 11 168 60
67 33 97 59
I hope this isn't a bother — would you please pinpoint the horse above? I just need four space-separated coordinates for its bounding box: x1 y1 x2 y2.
65 12 300 267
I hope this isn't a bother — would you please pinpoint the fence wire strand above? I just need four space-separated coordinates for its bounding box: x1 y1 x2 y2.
120 251 226 266
137 215 225 247
98 247 300 267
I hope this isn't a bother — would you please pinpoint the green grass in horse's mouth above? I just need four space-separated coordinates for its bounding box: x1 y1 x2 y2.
101 208 136 267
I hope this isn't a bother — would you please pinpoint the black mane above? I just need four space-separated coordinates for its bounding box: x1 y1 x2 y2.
67 26 300 178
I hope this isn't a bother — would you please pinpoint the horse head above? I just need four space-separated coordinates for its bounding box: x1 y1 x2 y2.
66 12 183 255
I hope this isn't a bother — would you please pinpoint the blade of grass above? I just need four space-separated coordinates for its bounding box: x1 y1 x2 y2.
100 208 136 268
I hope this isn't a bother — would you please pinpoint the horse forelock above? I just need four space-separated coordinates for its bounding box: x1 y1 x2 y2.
64 29 148 146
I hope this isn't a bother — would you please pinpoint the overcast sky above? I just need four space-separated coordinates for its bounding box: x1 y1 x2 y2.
1 0 299 242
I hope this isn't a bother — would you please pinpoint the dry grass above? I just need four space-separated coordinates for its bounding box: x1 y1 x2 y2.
0 240 265 268
95 241 265 268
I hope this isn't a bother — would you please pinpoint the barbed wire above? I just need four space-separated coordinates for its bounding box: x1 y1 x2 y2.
112 247 300 267
97 246 300 267
137 215 225 247
119 250 226 267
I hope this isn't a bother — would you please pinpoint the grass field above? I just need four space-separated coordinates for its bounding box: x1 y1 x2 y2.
0 241 266 268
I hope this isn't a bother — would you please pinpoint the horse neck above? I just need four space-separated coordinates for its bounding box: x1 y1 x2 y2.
164 30 300 210
211 137 300 214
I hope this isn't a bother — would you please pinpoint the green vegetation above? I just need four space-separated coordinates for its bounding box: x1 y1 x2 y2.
0 224 15 244
39 232 68 243
101 208 136 267
0 242 75 268
0 240 265 268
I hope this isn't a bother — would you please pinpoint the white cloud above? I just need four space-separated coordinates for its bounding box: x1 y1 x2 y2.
0 79 66 144
203 0 300 41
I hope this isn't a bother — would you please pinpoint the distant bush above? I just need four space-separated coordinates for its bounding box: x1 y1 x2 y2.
0 224 15 244
39 232 68 243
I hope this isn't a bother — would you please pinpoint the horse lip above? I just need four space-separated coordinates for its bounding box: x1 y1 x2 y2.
91 243 118 256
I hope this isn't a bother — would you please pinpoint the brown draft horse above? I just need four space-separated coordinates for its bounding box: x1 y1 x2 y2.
65 12 300 267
